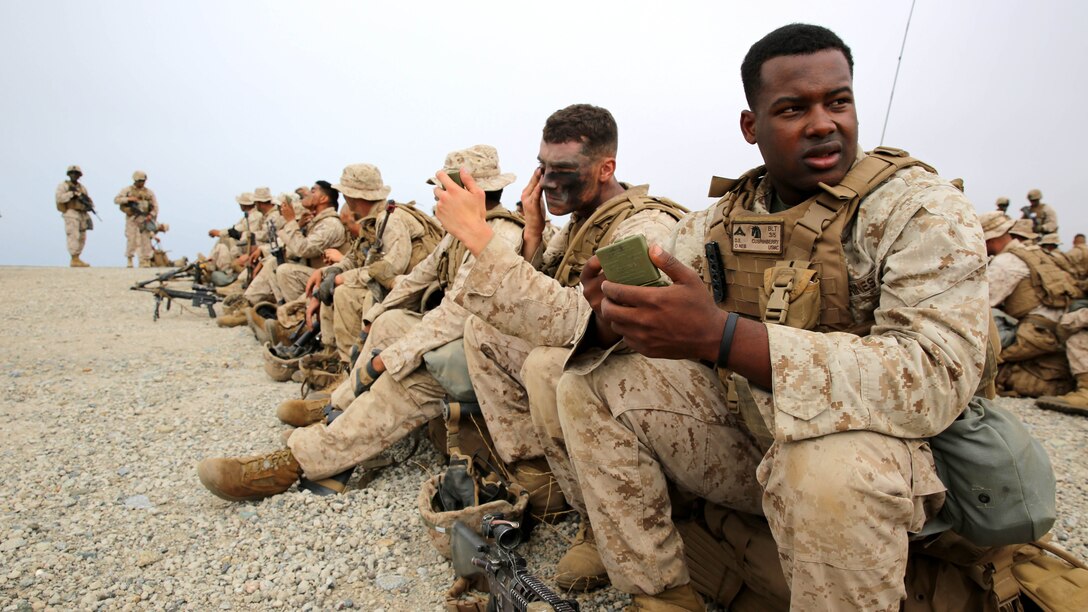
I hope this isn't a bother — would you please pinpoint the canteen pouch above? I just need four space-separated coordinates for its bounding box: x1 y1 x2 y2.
924 396 1056 546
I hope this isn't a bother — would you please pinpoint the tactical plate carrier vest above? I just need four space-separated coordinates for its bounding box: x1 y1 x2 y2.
547 187 688 288
1002 244 1082 319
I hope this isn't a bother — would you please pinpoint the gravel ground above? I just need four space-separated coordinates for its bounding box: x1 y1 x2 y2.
0 266 1084 611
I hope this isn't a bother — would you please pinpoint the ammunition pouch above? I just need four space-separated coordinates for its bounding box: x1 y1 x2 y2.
758 261 820 330
1001 315 1061 363
997 355 1073 398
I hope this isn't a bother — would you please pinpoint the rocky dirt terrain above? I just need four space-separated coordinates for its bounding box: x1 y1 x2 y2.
0 267 1085 611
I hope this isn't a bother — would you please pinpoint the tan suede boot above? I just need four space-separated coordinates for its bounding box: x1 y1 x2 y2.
216 310 249 328
1037 373 1088 416
276 397 329 427
556 520 610 591
70 256 89 267
196 448 301 502
514 458 569 523
625 584 705 611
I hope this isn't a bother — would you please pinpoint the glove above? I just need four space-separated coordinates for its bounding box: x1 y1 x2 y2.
227 228 242 240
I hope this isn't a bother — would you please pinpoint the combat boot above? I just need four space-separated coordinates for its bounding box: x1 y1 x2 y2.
126 256 133 268
196 448 301 502
70 256 89 267
139 258 152 268
556 520 610 591
1036 373 1088 416
625 584 705 612
216 310 249 328
276 397 330 427
513 458 568 523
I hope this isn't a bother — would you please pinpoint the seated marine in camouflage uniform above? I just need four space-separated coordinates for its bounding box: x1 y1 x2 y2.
434 103 686 592
500 25 989 610
196 145 523 501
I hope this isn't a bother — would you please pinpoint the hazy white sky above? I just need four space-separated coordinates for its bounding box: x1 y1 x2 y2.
2 1 1086 266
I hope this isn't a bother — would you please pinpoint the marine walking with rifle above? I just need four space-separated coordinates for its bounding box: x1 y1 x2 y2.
114 170 159 268
55 164 98 267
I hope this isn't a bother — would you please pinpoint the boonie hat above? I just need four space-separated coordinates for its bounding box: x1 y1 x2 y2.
1010 219 1038 242
1027 189 1042 201
1040 233 1061 247
133 170 148 182
979 211 1015 240
426 144 516 191
253 187 274 203
236 192 255 206
334 164 391 201
67 165 82 174
996 197 1010 208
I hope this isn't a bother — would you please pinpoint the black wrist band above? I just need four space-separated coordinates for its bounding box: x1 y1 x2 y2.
717 312 739 368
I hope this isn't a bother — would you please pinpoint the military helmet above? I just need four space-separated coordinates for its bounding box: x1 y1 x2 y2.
67 165 83 175
263 342 301 382
417 473 528 559
1027 188 1042 201
133 170 148 182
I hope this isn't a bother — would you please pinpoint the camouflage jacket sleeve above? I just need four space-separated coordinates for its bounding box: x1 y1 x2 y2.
453 208 679 348
755 169 988 442
282 209 345 260
114 186 133 206
380 218 523 380
364 233 451 324
56 181 75 206
987 251 1029 308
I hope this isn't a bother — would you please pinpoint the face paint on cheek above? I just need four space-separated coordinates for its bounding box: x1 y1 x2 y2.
543 171 589 206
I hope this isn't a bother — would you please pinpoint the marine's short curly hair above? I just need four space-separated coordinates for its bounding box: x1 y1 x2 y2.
542 103 618 159
741 24 854 108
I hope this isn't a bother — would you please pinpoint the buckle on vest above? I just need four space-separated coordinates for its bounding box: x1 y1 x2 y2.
764 270 795 325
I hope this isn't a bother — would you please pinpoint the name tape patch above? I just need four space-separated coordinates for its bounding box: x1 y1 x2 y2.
730 220 784 254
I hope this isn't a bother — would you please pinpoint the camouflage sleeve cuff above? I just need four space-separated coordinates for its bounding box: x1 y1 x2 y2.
460 236 520 298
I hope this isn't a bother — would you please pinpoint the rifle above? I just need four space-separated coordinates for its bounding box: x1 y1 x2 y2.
72 186 102 223
132 261 207 288
268 218 286 265
364 201 398 301
272 320 321 360
451 516 579 612
242 212 256 289
130 283 221 321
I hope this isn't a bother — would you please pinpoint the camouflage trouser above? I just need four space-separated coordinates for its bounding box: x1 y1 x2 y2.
275 262 314 303
463 316 546 465
329 309 421 410
243 260 277 306
207 240 235 272
522 346 584 513
289 309 445 479
1059 308 1088 376
124 216 153 261
331 283 374 363
556 351 942 610
62 209 87 257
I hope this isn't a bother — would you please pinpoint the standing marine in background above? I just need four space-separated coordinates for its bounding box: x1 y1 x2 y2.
55 165 94 267
1023 188 1058 235
114 170 159 267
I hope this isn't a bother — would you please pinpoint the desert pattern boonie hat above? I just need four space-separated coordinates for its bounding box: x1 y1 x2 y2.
334 164 391 201
426 144 516 191
979 211 1015 241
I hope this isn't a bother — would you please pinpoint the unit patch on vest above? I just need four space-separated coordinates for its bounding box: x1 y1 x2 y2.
730 217 784 254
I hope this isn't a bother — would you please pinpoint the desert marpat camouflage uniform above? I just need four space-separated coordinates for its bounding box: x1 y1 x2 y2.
114 183 158 264
55 179 92 258
453 184 680 466
208 209 263 272
1027 201 1059 234
326 203 434 362
273 206 349 303
548 164 988 609
293 214 524 479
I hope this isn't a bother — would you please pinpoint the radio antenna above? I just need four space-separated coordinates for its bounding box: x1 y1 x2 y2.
880 0 918 145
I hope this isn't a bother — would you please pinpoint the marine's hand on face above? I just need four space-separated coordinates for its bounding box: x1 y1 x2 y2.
281 203 296 223
433 168 492 256
601 245 726 362
520 168 546 234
